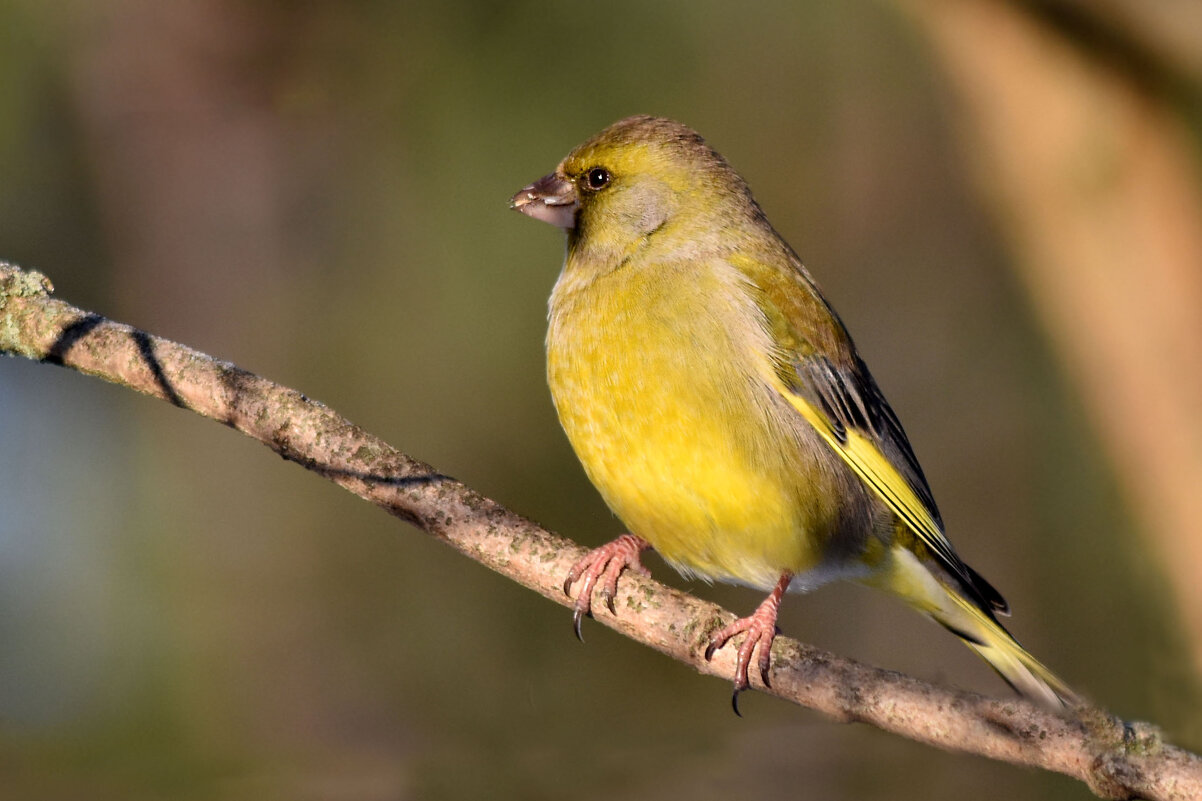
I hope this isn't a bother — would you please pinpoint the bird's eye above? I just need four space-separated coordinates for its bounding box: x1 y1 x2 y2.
585 167 611 190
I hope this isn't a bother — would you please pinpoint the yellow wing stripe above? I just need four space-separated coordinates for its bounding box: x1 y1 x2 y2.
780 388 956 566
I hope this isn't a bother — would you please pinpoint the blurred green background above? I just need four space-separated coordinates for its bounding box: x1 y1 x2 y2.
2 1 1200 799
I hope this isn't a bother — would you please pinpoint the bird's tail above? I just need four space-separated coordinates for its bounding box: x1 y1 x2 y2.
869 545 1078 710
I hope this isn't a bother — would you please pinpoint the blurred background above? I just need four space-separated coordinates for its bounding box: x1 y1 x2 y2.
2 0 1201 798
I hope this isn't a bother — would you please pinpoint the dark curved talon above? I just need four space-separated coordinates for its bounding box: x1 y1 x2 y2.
731 689 743 717
704 639 720 662
572 605 587 642
601 587 617 615
563 558 589 596
569 567 602 637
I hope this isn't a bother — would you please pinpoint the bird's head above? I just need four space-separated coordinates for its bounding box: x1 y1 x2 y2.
511 116 760 267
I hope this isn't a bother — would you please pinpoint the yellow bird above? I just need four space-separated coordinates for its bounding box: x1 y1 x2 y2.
511 115 1075 711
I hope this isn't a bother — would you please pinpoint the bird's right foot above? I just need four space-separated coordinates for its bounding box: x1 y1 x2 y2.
704 571 792 715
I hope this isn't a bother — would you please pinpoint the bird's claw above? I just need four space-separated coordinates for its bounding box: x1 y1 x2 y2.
704 572 791 716
600 585 617 616
572 605 587 642
562 534 650 640
705 616 777 715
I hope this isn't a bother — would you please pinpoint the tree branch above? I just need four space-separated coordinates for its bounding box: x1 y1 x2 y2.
1 262 1198 800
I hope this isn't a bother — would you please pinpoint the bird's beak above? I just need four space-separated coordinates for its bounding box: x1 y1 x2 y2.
510 172 579 229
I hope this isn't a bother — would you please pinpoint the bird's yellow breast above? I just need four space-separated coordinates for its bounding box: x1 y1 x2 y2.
547 258 842 589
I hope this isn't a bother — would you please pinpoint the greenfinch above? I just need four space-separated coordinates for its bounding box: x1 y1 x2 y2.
511 115 1075 710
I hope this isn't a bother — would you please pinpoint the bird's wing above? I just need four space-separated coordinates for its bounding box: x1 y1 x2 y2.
734 252 1008 614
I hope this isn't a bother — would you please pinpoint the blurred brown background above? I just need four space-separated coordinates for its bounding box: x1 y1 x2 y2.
2 1 1201 798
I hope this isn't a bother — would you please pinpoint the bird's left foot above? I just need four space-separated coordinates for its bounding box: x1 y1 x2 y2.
704 571 792 715
563 534 651 640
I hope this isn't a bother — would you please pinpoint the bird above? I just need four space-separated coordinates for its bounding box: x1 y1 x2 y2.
510 115 1075 712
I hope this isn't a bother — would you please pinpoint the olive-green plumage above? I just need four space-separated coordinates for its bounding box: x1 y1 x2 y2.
512 115 1074 708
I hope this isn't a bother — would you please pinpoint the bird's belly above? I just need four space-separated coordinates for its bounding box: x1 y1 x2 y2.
562 396 808 585
547 270 859 590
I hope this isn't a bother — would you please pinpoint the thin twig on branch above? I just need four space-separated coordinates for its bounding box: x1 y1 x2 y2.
1 262 1198 800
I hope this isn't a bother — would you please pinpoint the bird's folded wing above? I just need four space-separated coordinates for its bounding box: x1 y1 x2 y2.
730 250 1005 612
785 357 951 564
774 354 1009 615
